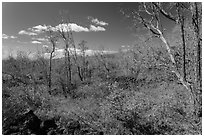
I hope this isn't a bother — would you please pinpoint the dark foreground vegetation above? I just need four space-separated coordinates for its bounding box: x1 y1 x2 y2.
2 2 202 135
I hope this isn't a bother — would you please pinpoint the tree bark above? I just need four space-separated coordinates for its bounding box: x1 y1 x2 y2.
180 16 187 81
64 43 72 95
48 51 53 94
191 2 202 90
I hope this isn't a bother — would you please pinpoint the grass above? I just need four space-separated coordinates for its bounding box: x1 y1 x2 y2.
2 56 202 135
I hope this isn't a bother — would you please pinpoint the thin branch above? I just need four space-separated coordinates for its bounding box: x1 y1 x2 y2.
152 2 177 22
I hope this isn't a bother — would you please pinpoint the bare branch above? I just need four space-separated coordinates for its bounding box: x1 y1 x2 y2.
143 2 154 15
152 2 177 22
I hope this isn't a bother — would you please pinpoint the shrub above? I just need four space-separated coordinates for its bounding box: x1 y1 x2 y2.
101 81 201 135
2 84 55 134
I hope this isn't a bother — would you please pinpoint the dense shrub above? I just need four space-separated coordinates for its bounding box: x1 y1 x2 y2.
2 84 55 134
98 82 201 135
2 50 201 135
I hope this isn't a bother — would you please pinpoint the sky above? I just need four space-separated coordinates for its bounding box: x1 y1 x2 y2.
2 2 176 59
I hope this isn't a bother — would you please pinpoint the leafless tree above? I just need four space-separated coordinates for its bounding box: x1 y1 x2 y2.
190 2 202 89
57 19 73 97
78 40 89 81
121 2 200 114
46 27 59 94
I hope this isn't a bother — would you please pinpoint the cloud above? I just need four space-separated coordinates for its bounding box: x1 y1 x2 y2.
18 30 38 36
89 25 106 32
19 21 107 37
32 25 50 32
88 16 108 26
10 36 17 39
31 40 42 44
29 23 90 33
31 23 90 33
57 23 106 32
32 37 49 42
2 34 9 39
56 23 89 32
69 23 90 32
30 24 57 33
3 34 17 39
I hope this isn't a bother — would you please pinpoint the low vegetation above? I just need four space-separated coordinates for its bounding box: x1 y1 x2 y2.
2 50 202 135
2 2 202 135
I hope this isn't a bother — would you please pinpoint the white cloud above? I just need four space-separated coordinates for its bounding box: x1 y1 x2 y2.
88 16 108 26
56 23 89 32
31 24 57 33
10 36 17 39
29 23 89 33
32 37 49 42
89 25 106 32
3 34 17 39
2 34 9 39
31 40 42 44
32 23 106 33
18 30 37 36
19 20 107 37
69 23 90 32
32 25 50 32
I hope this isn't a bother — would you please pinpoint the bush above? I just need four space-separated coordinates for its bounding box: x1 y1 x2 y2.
2 84 55 134
100 81 201 135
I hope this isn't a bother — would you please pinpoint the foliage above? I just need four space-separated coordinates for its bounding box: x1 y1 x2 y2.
2 2 201 135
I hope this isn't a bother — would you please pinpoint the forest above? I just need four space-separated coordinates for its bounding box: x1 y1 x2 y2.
2 2 202 135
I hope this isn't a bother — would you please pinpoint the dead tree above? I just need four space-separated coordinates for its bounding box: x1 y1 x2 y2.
57 20 73 97
122 2 197 113
46 28 58 94
78 40 89 81
153 2 202 116
152 2 190 81
69 30 84 82
190 2 202 90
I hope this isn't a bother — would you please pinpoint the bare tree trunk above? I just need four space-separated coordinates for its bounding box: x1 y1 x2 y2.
191 2 202 90
82 52 86 80
67 48 72 85
190 2 202 117
64 44 72 97
157 29 197 114
57 15 74 98
129 2 200 116
48 52 53 94
70 32 84 82
77 66 83 81
180 16 187 81
64 49 69 87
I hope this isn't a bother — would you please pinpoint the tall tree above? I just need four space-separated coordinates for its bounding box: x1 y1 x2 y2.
121 2 197 112
152 2 189 81
57 19 73 97
46 28 58 94
78 40 89 81
190 2 202 90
